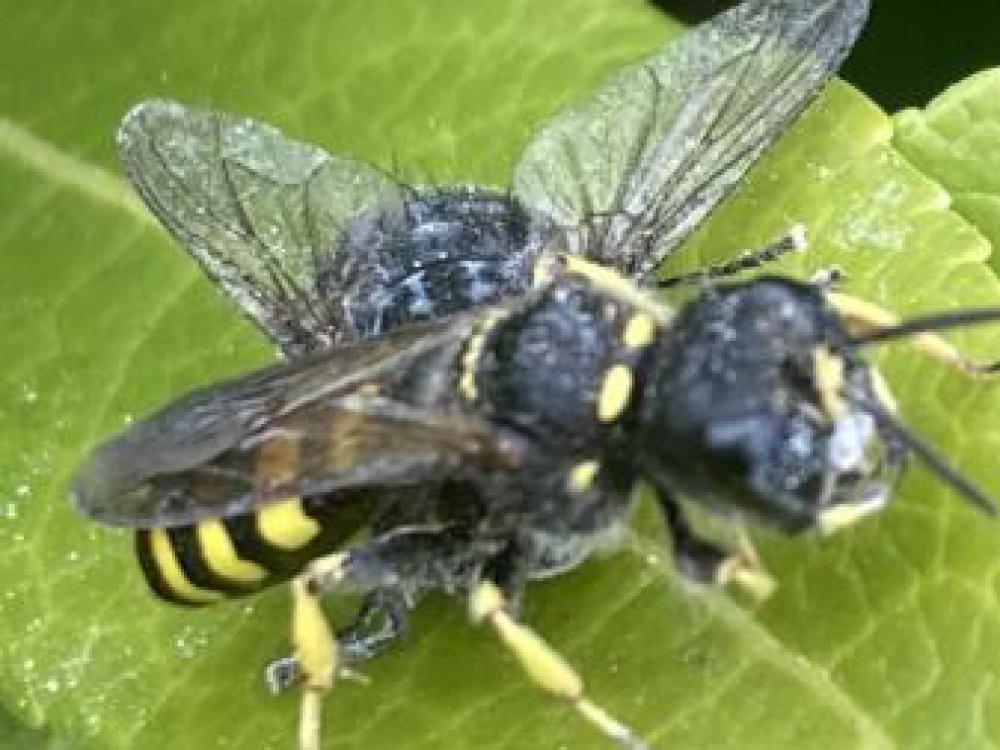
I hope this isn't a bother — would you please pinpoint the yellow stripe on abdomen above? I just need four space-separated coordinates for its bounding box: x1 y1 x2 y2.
148 528 224 605
196 519 268 585
256 498 321 550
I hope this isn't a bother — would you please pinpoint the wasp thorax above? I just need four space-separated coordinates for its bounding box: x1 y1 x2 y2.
319 188 548 340
639 278 906 532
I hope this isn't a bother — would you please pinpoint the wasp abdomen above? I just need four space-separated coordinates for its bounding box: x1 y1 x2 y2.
135 496 370 605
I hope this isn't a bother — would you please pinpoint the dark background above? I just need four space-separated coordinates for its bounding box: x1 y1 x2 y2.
654 0 999 110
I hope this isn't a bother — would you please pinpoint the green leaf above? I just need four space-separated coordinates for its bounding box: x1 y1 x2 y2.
893 69 1000 274
2 3 1000 750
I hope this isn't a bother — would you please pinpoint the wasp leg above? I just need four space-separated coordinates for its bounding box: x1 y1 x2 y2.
826 291 1000 376
816 493 890 536
655 225 807 289
469 560 650 750
265 655 302 695
276 550 382 750
336 588 410 662
275 526 497 749
266 588 408 694
657 490 776 601
290 574 338 750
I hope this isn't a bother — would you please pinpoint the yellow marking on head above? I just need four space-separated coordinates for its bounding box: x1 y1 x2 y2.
257 498 321 550
148 528 223 605
598 364 634 423
817 495 887 535
196 519 268 585
460 310 505 401
567 460 601 494
812 346 846 420
561 254 672 323
623 312 656 350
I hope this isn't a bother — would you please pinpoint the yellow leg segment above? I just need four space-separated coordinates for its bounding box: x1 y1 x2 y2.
298 690 324 750
281 551 380 749
290 551 355 750
826 292 998 376
291 576 337 750
715 533 777 602
469 581 650 750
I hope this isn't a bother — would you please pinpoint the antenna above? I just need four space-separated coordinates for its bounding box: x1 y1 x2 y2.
847 308 1000 374
854 392 998 516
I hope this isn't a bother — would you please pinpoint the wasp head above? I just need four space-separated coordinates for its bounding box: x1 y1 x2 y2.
639 277 909 533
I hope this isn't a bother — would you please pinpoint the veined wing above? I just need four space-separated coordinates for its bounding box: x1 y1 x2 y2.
119 99 407 355
514 0 869 278
70 316 525 528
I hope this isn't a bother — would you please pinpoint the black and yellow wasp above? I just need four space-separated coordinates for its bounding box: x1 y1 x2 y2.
69 0 1000 748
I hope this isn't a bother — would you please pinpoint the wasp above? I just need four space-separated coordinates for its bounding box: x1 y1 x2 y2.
70 0 1000 748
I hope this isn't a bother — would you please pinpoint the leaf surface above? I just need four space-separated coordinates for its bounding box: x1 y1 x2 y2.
2 3 1000 750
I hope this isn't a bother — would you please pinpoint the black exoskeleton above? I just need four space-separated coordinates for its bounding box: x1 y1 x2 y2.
642 277 904 532
70 0 1000 748
321 187 547 342
76 254 908 613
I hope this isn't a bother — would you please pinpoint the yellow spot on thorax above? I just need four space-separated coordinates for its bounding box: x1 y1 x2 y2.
149 528 223 604
257 498 321 550
623 312 656 349
598 364 634 423
532 252 673 323
567 460 601 494
460 310 506 401
560 254 672 323
196 519 268 585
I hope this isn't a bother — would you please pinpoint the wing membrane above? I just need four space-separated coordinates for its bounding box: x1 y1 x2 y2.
119 99 407 354
71 317 524 528
514 0 869 278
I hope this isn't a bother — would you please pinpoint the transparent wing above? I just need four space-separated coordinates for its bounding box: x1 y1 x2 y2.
70 317 525 528
119 99 407 355
513 0 869 278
